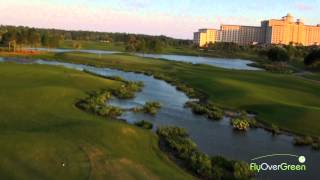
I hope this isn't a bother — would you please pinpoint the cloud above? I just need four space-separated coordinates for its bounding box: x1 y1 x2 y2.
119 0 152 9
294 3 313 11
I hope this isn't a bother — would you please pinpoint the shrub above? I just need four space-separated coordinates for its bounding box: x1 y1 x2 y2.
267 47 290 62
211 156 234 171
271 124 280 135
134 120 153 129
189 151 212 177
112 81 143 99
206 103 224 120
96 105 122 118
176 84 197 98
304 49 320 68
141 101 161 115
186 102 207 115
293 136 314 146
157 126 254 180
233 161 255 179
264 62 293 73
231 118 250 131
76 90 122 118
186 101 224 120
312 142 320 150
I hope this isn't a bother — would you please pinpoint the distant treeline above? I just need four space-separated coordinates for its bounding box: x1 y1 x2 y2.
0 25 192 51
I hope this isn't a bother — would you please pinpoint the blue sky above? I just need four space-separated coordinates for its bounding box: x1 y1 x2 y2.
0 0 319 39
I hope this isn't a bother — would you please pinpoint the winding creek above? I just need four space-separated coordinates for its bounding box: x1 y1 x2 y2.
1 56 319 179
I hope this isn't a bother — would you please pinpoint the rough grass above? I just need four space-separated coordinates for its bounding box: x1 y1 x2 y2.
0 63 193 180
33 52 320 136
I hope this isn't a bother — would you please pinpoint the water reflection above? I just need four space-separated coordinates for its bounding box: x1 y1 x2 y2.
135 53 262 70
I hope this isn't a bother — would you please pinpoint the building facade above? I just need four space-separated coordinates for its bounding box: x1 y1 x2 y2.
193 29 220 47
194 14 320 47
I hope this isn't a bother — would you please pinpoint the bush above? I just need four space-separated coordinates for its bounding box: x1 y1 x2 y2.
187 102 207 115
186 101 224 120
233 161 255 179
134 120 153 129
304 49 320 68
312 142 320 150
271 124 280 135
76 90 122 118
96 105 122 118
141 101 161 115
293 136 314 146
264 62 293 73
157 126 254 180
112 81 143 99
189 151 212 177
176 84 197 98
206 103 224 120
231 118 250 131
267 47 290 62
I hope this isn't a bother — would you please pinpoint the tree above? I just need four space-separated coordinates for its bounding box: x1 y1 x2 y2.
304 49 320 68
136 39 146 53
1 30 17 45
149 39 163 53
41 33 50 47
267 47 290 62
27 28 40 47
125 35 137 52
1 30 17 51
48 35 60 48
233 161 254 179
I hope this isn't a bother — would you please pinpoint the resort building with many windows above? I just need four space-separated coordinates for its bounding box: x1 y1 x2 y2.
194 14 320 47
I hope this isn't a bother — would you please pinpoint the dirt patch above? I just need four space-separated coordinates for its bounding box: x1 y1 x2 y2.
80 145 158 180
121 127 137 136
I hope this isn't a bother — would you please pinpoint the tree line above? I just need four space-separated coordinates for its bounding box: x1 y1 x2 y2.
204 42 320 69
0 25 192 51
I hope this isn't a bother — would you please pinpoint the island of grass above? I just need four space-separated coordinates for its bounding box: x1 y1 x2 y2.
134 120 154 130
0 63 193 180
32 52 320 138
133 101 162 116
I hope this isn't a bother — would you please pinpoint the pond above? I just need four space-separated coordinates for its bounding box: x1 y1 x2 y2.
135 53 262 70
1 57 318 179
26 48 261 70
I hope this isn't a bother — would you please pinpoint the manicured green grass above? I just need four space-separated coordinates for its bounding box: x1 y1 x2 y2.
35 52 320 136
0 63 193 180
59 40 125 51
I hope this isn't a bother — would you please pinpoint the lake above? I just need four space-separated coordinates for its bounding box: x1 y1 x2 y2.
135 53 262 70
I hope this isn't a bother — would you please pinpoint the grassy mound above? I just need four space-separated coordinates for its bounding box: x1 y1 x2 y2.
0 63 193 180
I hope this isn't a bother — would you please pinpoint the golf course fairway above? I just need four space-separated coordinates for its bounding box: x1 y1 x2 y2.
0 63 193 180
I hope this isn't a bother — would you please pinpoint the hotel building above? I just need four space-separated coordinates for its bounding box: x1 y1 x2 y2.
193 29 220 47
194 14 320 47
